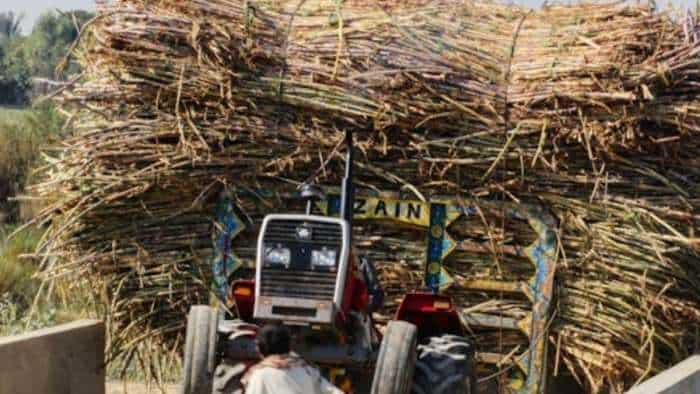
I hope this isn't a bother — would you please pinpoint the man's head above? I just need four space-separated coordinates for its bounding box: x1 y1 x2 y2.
256 324 291 357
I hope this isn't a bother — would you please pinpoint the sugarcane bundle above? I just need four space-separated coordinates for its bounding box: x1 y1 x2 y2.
76 0 700 150
26 0 700 392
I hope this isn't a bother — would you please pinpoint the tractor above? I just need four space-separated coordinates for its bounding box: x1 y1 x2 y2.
181 129 476 394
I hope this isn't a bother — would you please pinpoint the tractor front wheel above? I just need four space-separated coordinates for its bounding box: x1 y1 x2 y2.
370 320 418 394
182 305 219 394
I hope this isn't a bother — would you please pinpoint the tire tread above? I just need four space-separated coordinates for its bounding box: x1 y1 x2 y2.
412 335 475 394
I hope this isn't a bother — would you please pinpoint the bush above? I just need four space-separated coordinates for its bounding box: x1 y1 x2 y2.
0 105 63 222
0 224 98 337
0 38 32 106
0 224 41 308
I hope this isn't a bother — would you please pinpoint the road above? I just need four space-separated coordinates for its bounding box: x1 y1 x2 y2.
106 381 179 394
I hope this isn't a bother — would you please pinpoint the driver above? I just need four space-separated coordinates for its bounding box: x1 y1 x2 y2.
242 324 344 394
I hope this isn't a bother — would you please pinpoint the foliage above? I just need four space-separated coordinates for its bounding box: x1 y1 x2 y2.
24 10 94 78
0 10 94 105
0 105 64 184
0 37 31 105
0 12 22 42
0 223 98 337
0 105 64 223
0 296 59 337
0 224 41 309
0 107 27 125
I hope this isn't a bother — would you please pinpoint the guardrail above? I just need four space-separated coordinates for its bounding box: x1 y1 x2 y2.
627 355 700 394
0 320 105 394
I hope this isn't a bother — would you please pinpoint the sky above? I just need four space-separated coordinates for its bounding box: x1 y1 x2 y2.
1 0 697 34
2 0 95 34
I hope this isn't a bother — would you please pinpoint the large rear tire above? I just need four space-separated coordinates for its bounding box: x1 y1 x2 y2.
182 305 219 394
412 335 475 394
212 320 259 394
371 320 418 394
213 363 246 394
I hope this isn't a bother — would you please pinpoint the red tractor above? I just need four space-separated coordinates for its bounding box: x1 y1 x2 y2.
181 129 475 394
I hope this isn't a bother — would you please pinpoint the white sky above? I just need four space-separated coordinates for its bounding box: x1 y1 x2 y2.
1 0 697 34
1 0 96 33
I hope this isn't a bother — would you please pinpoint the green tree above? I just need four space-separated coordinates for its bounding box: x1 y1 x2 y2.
0 12 28 104
25 10 94 78
0 12 22 42
0 36 31 105
0 9 94 104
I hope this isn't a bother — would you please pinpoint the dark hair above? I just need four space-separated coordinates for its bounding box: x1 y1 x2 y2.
256 324 291 356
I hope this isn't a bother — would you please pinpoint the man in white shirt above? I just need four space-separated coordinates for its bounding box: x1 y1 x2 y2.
242 324 344 394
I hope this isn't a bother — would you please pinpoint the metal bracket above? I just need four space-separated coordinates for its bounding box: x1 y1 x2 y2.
458 204 558 394
211 192 246 303
425 203 447 293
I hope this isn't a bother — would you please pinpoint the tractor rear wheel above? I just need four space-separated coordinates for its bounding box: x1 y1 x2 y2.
412 335 476 394
370 320 418 394
212 320 259 394
213 363 246 394
182 305 219 394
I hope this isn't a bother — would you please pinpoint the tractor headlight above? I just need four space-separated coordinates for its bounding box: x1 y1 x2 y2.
264 245 291 267
311 247 337 268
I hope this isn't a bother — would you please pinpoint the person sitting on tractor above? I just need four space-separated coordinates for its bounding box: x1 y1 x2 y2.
242 324 343 394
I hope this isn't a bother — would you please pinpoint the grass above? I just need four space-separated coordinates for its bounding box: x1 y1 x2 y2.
0 107 31 126
0 224 42 306
0 223 98 336
0 105 64 187
0 223 43 336
0 104 64 224
0 105 79 336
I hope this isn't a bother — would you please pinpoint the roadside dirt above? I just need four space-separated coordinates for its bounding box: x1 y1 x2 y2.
106 381 179 394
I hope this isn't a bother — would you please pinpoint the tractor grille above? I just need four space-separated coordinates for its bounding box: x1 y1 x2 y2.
260 218 343 301
262 219 343 246
260 269 338 300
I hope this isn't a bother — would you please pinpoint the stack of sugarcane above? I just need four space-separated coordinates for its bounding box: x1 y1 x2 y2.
26 0 700 391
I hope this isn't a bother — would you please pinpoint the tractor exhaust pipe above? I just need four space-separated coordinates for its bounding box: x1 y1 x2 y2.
339 129 354 233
